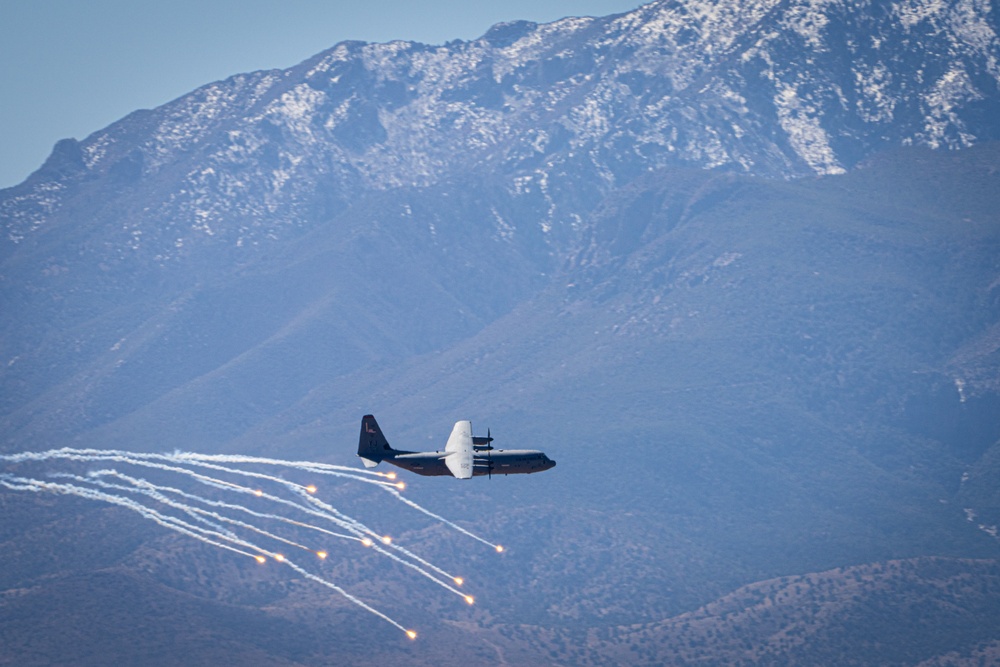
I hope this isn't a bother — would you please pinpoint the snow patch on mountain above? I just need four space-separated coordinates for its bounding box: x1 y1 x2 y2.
774 82 845 175
921 67 983 148
1 182 65 243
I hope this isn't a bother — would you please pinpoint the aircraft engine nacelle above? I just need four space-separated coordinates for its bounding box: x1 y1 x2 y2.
472 434 493 452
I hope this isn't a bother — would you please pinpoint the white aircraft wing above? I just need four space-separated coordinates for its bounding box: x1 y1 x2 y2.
444 420 473 479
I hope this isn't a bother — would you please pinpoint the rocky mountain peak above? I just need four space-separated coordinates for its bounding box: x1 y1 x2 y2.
4 0 1000 265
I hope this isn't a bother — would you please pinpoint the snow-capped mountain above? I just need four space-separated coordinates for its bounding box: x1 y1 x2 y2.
3 2 1000 664
3 0 998 263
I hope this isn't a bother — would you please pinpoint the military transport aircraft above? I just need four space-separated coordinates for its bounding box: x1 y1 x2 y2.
357 414 556 479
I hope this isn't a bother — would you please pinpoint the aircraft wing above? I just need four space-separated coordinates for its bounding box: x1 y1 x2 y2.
443 420 473 479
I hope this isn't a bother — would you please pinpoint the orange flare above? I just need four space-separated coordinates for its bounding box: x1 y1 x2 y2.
316 551 328 559
361 538 374 547
274 553 286 562
305 485 317 494
464 595 475 605
454 577 464 586
254 489 263 497
395 482 406 490
495 545 504 553
254 555 266 564
406 630 417 640
381 535 392 545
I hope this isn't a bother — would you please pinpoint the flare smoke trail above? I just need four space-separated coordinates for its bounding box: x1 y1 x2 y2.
56 472 316 554
0 447 502 638
0 474 263 560
294 486 468 598
385 487 504 551
90 469 361 542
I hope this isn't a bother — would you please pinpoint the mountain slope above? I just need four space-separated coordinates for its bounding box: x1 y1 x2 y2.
3 0 1000 454
533 557 1000 666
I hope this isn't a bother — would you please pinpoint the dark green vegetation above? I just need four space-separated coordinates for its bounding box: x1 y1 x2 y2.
2 143 999 665
562 558 1000 666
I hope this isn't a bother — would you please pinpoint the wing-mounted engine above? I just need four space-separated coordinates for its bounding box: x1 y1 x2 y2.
444 421 474 479
472 431 493 452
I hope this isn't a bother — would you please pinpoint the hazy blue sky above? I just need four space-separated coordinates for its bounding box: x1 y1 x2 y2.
1 0 644 188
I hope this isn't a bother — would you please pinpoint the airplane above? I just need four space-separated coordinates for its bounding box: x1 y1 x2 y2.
357 414 556 479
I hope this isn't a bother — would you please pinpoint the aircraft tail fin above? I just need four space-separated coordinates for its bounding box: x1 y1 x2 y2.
358 414 392 468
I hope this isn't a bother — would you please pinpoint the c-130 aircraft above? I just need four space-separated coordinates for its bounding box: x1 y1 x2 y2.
357 415 556 479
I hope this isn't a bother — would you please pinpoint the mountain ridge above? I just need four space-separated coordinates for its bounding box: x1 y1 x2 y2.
4 0 1000 265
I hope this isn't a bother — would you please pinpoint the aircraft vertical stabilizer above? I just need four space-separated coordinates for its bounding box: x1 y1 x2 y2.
358 414 390 468
444 420 474 479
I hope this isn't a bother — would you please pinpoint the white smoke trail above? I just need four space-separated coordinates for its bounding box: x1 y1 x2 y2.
171 453 396 484
2 450 369 542
292 487 468 599
2 446 500 634
89 469 360 543
0 448 396 487
1 471 415 635
0 473 261 560
279 556 413 636
59 472 315 554
384 487 502 551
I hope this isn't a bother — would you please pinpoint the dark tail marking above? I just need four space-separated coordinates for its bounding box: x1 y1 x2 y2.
358 414 392 467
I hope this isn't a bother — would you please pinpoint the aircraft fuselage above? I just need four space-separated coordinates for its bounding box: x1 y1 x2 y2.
357 415 556 479
390 449 556 477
